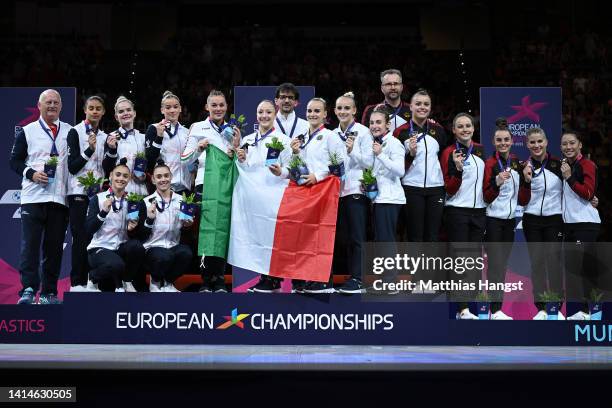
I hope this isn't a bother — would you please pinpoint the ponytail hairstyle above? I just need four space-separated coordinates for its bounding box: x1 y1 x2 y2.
336 91 357 109
114 95 134 113
495 117 509 131
410 88 431 103
153 158 171 174
206 89 226 105
161 90 180 106
308 97 327 110
526 126 547 140
113 157 130 172
371 104 391 123
452 112 474 129
84 95 105 110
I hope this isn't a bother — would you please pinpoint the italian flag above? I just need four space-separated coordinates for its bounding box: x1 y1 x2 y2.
198 145 239 258
226 154 340 282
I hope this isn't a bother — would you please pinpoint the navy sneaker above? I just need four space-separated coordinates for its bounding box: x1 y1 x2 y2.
198 283 212 293
337 278 365 294
17 287 35 305
304 281 335 294
212 277 228 293
291 279 306 294
249 276 281 293
38 293 62 305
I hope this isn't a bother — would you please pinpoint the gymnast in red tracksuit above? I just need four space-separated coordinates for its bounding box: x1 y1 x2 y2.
440 113 486 319
517 127 564 320
560 131 602 320
482 118 522 320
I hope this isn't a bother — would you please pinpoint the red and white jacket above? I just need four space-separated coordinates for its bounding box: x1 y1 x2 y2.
440 141 486 209
562 155 600 224
483 153 520 219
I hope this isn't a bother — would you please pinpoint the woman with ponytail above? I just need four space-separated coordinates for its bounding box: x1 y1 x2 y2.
102 96 148 195
145 91 193 195
66 95 108 292
332 91 373 294
482 118 521 320
138 160 194 292
85 158 145 292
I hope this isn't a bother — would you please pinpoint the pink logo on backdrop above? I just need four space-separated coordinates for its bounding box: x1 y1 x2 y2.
17 106 40 127
507 96 548 123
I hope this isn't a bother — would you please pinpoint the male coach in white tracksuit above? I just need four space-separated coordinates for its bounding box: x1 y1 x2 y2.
9 89 70 304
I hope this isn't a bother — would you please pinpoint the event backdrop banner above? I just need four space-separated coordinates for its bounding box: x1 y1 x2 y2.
479 87 562 158
0 87 76 304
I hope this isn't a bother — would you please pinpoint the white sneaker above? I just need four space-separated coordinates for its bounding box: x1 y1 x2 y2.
86 280 101 292
70 285 88 292
123 281 137 292
149 279 162 293
533 310 566 320
162 282 180 293
115 287 125 293
491 310 513 320
532 310 548 320
456 308 478 320
567 311 591 321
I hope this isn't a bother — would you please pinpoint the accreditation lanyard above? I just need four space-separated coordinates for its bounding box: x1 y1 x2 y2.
253 127 275 147
39 119 59 156
337 121 355 142
529 154 549 178
409 120 428 143
300 125 325 150
165 123 179 138
496 151 511 172
276 114 298 138
456 140 473 162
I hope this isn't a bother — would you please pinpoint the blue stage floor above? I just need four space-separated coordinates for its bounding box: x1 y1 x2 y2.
1 344 612 371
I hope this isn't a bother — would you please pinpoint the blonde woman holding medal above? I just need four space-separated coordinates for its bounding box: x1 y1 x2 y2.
440 113 487 319
66 95 108 292
517 127 564 320
289 97 345 293
145 91 193 195
235 100 292 293
332 92 373 294
482 118 520 320
102 96 148 196
85 159 145 292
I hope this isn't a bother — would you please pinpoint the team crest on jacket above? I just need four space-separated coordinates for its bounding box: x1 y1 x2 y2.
317 135 323 140
404 112 410 119
511 161 519 171
550 161 557 168
429 129 436 136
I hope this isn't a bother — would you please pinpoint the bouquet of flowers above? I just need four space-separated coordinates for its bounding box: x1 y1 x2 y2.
288 155 310 185
265 137 285 166
44 156 59 184
77 171 104 199
360 168 378 200
126 192 145 221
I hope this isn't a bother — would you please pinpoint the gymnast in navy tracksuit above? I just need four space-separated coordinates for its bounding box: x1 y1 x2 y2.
482 118 521 320
393 89 448 242
560 131 602 320
440 113 486 319
66 95 108 292
85 159 145 292
517 127 564 319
